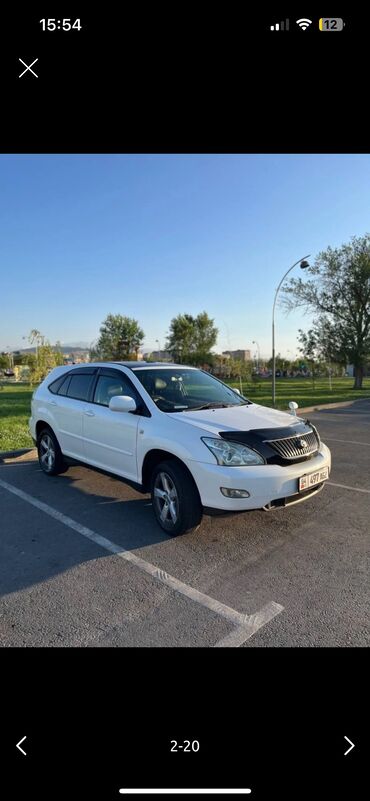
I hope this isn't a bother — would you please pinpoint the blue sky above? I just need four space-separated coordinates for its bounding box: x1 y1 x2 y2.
1 153 370 359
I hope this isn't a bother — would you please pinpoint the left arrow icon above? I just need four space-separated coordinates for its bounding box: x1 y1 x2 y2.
16 736 27 756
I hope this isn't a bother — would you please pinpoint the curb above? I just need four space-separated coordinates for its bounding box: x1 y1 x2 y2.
0 447 36 461
297 397 370 414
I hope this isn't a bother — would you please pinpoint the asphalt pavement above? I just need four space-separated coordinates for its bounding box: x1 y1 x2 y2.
0 400 369 647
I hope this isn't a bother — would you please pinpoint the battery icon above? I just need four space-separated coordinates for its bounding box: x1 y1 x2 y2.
319 18 344 31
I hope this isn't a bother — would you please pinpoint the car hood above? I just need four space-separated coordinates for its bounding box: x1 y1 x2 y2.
169 403 304 436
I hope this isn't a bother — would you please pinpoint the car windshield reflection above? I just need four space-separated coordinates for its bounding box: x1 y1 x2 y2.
132 368 251 412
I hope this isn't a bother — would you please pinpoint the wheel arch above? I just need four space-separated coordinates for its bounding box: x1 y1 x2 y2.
36 420 57 441
141 448 200 499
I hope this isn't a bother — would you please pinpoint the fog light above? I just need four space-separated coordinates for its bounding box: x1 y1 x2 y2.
220 487 250 498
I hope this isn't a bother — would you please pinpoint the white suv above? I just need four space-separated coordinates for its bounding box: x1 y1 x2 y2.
29 362 331 536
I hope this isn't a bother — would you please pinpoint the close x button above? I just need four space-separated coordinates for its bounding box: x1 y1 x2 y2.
18 58 38 78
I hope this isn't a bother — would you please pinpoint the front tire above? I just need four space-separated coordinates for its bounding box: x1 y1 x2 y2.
37 428 65 476
150 460 202 536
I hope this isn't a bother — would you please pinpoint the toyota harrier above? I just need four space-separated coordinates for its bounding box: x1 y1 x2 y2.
29 362 331 535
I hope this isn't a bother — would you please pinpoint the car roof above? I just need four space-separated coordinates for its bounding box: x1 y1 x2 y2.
53 361 197 372
110 362 197 370
130 363 196 370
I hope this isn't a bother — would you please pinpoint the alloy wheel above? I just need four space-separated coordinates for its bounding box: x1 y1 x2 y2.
39 433 55 471
153 471 179 527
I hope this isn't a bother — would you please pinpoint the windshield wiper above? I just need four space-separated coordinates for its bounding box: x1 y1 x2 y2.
184 402 235 411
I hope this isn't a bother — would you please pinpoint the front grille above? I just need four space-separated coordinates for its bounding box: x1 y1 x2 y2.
265 429 318 460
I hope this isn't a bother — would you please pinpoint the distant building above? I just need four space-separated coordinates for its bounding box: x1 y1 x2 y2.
222 349 251 362
143 350 171 362
63 351 90 364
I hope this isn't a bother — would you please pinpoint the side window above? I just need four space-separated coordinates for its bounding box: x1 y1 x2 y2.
49 375 68 394
93 374 136 407
66 374 94 401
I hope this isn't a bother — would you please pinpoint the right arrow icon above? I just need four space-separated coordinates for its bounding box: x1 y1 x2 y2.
344 736 355 756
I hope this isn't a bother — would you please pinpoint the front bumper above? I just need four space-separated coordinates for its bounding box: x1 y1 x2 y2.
186 442 331 511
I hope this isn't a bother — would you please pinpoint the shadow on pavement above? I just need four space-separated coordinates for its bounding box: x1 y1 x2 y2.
0 460 169 598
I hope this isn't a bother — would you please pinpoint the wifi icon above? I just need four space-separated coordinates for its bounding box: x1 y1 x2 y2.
296 18 312 30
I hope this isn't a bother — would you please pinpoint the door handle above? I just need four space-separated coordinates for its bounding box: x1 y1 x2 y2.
50 400 58 406
84 410 95 417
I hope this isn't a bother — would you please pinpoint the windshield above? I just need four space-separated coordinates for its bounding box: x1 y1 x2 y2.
132 368 252 412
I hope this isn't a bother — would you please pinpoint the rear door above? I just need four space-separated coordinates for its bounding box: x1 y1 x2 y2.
51 368 97 459
82 368 142 480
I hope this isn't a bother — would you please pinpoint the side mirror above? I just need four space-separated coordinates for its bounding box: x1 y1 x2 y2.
109 395 137 413
234 387 241 395
288 401 298 416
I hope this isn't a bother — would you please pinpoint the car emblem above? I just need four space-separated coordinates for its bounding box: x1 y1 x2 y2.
297 438 308 449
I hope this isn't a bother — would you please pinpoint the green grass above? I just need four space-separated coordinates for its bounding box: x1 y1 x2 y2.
228 376 370 410
1 377 370 452
0 383 35 451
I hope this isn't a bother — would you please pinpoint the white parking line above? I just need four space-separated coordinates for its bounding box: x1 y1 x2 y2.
0 477 284 646
328 481 370 494
214 603 283 648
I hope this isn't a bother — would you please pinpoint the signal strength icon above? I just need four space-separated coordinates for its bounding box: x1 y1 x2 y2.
270 19 289 31
296 18 312 30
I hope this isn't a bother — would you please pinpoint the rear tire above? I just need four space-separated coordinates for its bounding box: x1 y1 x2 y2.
37 427 65 476
150 460 202 536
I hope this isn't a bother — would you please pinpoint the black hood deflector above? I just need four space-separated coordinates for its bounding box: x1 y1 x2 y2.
218 419 316 465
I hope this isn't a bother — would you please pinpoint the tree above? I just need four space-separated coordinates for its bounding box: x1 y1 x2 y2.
29 329 43 345
166 314 194 363
13 352 28 366
28 329 45 367
299 326 349 381
88 340 99 362
227 358 252 381
26 339 64 384
192 311 219 364
95 314 145 361
166 312 218 365
24 352 36 372
282 235 370 389
267 353 288 371
297 329 321 389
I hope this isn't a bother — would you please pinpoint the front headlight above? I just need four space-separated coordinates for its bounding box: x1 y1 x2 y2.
310 422 321 448
201 437 265 466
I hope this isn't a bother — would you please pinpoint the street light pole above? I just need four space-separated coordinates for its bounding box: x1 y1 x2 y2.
252 340 260 372
272 254 310 406
156 339 161 361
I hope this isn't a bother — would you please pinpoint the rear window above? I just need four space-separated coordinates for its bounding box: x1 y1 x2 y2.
48 374 68 394
66 374 94 401
58 376 72 396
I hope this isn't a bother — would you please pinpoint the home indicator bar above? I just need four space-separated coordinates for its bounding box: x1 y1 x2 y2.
120 787 252 795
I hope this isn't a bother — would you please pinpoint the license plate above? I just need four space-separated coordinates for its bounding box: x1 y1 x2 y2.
299 466 329 492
